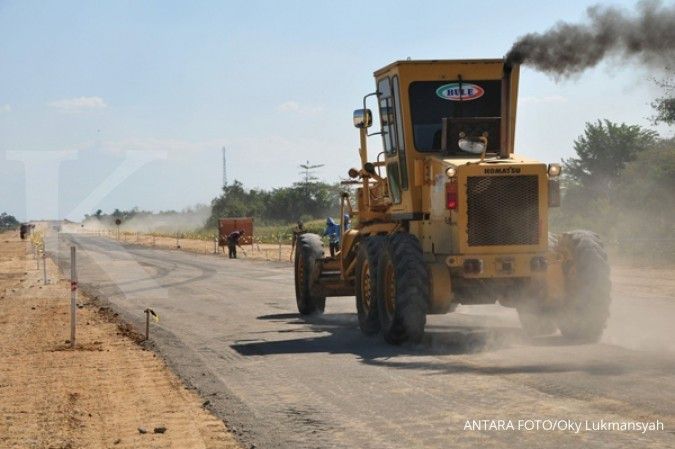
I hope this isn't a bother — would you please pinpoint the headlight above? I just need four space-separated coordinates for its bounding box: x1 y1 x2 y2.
548 163 561 177
458 138 486 155
445 167 457 178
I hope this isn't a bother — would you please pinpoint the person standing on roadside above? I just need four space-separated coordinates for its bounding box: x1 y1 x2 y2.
290 220 306 261
227 229 245 259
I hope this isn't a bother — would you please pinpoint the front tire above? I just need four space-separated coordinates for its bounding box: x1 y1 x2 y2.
376 234 429 344
355 236 385 335
555 230 611 343
294 234 326 315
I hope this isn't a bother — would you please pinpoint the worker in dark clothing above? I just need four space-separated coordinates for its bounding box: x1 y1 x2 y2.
323 217 340 258
227 229 245 259
290 220 306 261
19 223 29 240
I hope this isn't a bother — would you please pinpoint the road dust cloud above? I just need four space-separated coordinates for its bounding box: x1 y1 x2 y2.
81 207 211 235
505 1 675 76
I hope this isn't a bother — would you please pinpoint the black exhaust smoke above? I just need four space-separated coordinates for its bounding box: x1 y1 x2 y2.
505 1 675 77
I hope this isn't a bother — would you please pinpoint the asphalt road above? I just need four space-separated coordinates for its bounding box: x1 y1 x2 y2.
52 233 674 449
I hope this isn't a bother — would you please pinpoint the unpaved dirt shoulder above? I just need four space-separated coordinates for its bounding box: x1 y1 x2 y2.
0 232 242 449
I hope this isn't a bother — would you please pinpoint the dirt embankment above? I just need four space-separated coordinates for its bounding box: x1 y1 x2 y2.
0 232 241 449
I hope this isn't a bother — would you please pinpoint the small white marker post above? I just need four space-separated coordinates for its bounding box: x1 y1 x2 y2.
42 249 48 284
70 246 77 348
144 308 157 341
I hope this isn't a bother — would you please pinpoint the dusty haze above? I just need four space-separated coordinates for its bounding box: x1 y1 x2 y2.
81 207 211 235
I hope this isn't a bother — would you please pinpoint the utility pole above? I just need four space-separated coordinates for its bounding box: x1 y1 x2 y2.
222 147 228 188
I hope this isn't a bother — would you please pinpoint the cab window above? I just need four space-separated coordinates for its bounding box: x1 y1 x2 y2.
378 77 397 154
409 79 501 154
391 76 408 189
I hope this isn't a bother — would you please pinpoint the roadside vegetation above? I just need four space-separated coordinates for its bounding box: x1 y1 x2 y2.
83 167 345 243
550 73 674 262
552 124 674 262
0 212 20 231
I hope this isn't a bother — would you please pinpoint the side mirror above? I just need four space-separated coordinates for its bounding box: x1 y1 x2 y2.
353 109 372 129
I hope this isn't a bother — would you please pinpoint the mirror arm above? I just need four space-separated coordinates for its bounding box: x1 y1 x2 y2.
362 91 379 111
363 91 381 136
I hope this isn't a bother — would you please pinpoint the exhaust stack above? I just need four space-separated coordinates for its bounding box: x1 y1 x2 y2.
500 61 518 159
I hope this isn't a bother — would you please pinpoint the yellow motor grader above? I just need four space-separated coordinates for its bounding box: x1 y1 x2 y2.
294 58 610 344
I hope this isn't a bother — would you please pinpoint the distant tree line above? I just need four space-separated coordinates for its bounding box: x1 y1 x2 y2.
0 212 20 231
206 180 343 228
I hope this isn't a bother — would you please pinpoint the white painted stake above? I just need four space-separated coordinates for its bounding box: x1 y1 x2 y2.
70 246 77 348
42 250 48 284
144 308 157 341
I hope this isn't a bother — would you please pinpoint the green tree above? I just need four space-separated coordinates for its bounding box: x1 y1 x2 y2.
563 120 658 196
207 179 341 226
207 180 269 227
0 212 20 230
651 70 675 126
298 160 325 199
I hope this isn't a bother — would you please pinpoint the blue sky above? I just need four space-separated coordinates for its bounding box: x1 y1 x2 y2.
0 0 671 221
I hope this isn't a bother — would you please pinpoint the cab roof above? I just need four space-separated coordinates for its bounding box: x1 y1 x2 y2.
374 58 505 77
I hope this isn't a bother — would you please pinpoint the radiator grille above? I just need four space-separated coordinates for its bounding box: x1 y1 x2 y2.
466 175 539 246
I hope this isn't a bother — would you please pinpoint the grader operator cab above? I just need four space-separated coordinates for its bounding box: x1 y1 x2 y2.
294 59 610 344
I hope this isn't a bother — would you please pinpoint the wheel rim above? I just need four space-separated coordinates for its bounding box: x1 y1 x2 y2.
360 262 372 313
383 259 396 317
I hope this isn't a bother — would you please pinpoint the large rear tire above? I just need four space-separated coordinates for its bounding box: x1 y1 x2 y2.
555 230 611 343
376 233 429 344
294 233 326 315
355 236 385 335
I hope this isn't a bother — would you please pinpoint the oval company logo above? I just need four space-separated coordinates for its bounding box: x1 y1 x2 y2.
436 83 485 101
